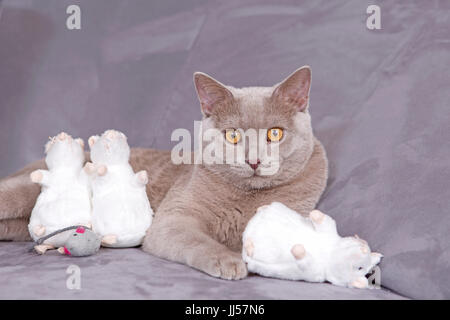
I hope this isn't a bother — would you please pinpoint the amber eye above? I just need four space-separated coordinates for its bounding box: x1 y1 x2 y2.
267 128 283 142
225 129 241 144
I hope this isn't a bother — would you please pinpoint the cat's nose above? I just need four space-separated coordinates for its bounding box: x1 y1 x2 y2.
246 159 261 170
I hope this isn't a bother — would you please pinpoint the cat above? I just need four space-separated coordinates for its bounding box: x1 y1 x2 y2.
0 66 328 280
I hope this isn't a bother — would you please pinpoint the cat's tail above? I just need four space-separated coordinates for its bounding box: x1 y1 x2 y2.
0 218 32 241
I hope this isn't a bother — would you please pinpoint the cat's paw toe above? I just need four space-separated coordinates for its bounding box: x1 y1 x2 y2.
206 252 248 280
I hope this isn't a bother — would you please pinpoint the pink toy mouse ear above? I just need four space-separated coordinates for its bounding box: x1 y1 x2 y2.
76 227 85 234
63 246 71 255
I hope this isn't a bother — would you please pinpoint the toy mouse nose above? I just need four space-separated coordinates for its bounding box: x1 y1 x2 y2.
246 159 261 170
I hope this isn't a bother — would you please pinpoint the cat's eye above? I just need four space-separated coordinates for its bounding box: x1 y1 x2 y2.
225 129 241 144
267 128 283 142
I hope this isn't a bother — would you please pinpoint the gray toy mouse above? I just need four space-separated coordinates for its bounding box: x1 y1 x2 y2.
34 226 101 257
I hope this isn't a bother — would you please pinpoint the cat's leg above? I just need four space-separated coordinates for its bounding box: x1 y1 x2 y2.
0 160 46 240
0 218 32 241
309 210 337 234
143 214 248 280
34 244 54 254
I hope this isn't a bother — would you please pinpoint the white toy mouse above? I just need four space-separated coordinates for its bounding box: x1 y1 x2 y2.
85 129 153 247
28 132 92 254
242 202 383 289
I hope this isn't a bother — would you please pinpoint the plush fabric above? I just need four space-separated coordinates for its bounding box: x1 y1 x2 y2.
0 242 405 299
28 132 91 249
243 203 382 288
0 0 449 299
88 130 153 248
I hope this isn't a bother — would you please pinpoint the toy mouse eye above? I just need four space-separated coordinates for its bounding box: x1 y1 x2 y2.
358 267 363 270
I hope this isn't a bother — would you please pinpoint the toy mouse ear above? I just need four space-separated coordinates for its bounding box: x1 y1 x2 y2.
75 227 86 234
44 139 53 153
88 135 99 148
371 252 383 265
75 138 84 148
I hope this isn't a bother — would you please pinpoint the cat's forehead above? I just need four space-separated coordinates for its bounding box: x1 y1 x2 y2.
229 86 273 104
215 86 293 129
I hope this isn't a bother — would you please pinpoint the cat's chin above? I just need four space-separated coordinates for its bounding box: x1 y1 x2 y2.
229 173 280 190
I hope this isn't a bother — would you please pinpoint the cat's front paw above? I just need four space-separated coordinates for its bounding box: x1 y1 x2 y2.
203 251 248 280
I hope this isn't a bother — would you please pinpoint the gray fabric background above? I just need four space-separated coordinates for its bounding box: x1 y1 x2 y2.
0 0 449 299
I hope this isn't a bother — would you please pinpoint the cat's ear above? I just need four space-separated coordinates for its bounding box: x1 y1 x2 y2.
193 72 234 117
272 66 311 112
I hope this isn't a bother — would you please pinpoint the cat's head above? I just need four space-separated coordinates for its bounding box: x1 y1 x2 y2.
194 66 314 189
88 129 130 165
44 132 85 169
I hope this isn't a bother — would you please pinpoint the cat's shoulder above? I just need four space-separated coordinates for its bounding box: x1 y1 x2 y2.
308 137 328 177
